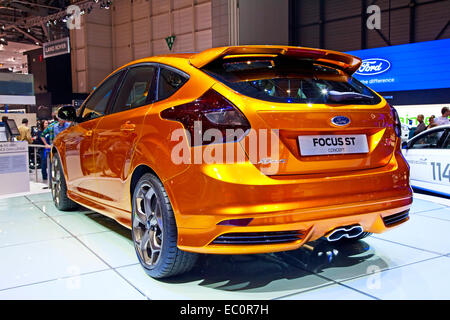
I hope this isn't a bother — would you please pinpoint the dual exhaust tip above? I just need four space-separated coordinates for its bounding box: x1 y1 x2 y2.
325 225 364 242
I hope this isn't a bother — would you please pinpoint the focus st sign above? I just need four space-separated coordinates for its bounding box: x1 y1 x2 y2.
43 37 70 59
298 135 369 156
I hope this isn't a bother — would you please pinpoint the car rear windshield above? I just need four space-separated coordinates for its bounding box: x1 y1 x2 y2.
202 56 382 105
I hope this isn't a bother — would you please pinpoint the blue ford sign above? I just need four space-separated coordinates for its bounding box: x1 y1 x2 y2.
331 116 351 126
355 58 391 76
347 39 450 92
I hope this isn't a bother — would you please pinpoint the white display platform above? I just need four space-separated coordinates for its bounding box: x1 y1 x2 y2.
0 141 30 195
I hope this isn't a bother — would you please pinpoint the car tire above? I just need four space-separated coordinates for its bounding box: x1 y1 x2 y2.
51 152 78 211
131 173 198 279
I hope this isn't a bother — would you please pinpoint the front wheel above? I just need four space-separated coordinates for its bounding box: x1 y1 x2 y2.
51 153 78 211
131 173 198 278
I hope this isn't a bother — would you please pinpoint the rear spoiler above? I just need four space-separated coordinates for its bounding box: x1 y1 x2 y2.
189 46 362 75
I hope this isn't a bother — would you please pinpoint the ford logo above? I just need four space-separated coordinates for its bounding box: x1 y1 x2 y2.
331 116 351 126
355 58 391 76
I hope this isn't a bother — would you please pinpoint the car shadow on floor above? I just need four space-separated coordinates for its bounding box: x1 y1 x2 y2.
83 210 133 239
79 211 389 292
163 239 389 292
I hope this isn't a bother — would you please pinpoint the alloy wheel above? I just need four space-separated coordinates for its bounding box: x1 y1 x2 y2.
133 183 164 267
51 157 61 206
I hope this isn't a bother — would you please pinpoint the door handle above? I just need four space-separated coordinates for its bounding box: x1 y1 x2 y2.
120 122 136 132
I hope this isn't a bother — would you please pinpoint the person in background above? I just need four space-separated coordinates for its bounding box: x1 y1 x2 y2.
435 107 450 126
18 118 33 144
51 111 58 122
427 115 437 129
42 118 55 145
42 113 70 145
36 120 51 181
53 117 70 138
407 119 415 139
413 114 427 136
2 116 9 141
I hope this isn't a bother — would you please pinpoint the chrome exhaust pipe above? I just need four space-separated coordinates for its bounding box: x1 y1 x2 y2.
325 225 364 242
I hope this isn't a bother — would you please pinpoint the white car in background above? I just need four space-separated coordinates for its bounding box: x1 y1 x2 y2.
402 124 450 197
401 123 410 141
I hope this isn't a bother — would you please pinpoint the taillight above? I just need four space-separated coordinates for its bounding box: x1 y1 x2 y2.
160 89 250 146
390 105 402 138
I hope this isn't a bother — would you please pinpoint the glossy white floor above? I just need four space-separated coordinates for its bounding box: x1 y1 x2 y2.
0 185 449 300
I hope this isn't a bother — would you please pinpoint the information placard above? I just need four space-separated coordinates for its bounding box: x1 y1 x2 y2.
0 141 29 195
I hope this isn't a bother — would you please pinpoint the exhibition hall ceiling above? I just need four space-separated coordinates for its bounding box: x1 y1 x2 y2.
0 0 71 46
0 40 39 72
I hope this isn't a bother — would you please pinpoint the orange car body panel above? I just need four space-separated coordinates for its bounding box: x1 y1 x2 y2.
52 46 412 255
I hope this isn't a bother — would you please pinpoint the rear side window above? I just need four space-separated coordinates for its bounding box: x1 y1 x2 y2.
111 66 156 113
157 67 188 101
202 57 381 105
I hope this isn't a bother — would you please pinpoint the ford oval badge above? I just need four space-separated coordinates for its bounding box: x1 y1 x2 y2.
331 116 351 126
355 58 391 76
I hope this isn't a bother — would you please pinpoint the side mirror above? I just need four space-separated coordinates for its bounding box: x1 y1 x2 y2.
57 105 78 122
401 141 408 149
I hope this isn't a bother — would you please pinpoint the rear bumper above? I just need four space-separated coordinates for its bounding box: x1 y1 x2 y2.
164 150 412 254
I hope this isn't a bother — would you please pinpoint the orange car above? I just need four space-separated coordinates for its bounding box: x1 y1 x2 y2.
52 46 412 278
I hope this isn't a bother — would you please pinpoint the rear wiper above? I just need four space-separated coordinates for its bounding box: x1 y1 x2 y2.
327 90 373 102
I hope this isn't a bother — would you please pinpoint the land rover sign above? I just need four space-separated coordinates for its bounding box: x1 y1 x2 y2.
43 37 70 59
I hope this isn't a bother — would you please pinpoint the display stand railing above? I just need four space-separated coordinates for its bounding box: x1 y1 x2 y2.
27 144 51 189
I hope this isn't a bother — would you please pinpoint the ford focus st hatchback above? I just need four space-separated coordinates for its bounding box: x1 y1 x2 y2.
51 46 412 278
